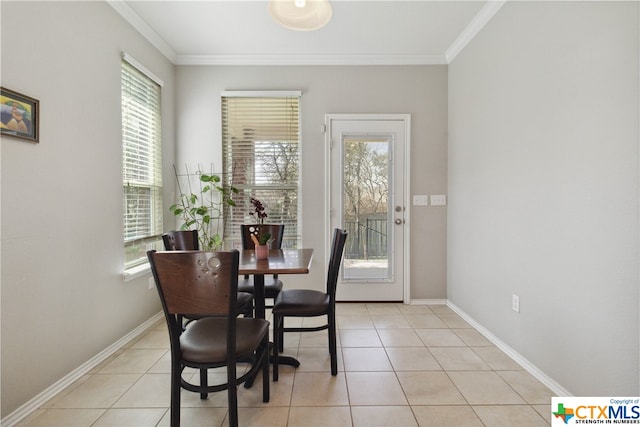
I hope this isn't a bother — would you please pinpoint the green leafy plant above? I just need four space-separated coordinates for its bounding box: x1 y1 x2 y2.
249 231 272 246
169 166 238 250
258 232 271 246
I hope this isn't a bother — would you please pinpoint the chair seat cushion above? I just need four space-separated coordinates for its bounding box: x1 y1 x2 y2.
238 277 283 299
236 291 254 309
272 289 330 317
180 317 269 364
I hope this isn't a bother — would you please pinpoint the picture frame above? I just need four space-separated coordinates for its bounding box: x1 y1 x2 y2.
1 87 39 143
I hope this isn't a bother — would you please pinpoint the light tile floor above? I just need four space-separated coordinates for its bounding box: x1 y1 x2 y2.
17 304 553 426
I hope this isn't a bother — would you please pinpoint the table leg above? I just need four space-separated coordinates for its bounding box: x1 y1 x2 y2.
253 274 266 320
244 274 300 389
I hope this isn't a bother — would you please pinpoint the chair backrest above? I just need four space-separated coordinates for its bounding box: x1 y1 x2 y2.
162 230 199 251
326 229 348 301
241 224 285 249
148 250 239 318
148 249 241 366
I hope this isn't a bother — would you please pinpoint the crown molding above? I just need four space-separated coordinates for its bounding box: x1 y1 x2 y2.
109 0 501 67
445 0 506 63
107 0 177 63
175 53 447 66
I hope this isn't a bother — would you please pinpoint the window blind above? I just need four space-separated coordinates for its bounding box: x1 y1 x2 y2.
222 93 301 248
122 58 163 267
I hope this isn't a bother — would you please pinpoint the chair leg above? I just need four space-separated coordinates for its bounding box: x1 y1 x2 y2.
227 363 238 427
199 368 208 399
273 314 281 381
262 337 270 402
278 317 284 353
170 359 181 427
328 311 338 376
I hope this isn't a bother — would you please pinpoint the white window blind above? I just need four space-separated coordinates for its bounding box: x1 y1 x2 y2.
222 92 301 248
122 58 163 268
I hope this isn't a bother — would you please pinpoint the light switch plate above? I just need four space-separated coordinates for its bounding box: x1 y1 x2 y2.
413 195 429 206
430 195 447 206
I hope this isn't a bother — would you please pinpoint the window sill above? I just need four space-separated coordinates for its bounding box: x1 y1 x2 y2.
123 262 151 282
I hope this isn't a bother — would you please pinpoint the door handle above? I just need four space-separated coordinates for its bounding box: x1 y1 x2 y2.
395 218 404 225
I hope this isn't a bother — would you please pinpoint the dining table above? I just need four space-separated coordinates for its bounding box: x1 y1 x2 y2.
238 248 314 374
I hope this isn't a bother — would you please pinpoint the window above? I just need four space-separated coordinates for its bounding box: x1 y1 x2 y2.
121 55 163 269
222 92 301 248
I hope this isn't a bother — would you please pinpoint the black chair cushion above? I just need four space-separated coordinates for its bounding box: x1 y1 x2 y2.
237 291 254 308
272 289 330 317
238 277 283 299
180 317 269 364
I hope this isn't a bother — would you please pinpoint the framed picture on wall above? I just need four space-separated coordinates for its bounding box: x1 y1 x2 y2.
1 87 39 143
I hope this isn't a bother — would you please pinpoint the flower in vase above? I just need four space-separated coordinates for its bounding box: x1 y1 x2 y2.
249 197 268 224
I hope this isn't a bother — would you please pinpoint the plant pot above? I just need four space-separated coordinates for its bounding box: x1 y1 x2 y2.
255 244 269 260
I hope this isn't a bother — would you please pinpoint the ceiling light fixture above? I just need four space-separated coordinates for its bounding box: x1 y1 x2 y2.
269 0 333 32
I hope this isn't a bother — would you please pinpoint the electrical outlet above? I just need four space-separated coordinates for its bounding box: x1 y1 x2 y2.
512 294 520 313
148 277 155 290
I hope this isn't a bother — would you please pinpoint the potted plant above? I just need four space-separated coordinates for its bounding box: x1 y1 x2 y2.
249 197 268 224
248 197 271 259
252 232 272 260
169 166 238 250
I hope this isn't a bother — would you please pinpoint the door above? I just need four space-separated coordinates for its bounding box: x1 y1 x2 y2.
326 114 410 302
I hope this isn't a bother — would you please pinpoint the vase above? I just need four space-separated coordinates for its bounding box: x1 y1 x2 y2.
255 244 269 260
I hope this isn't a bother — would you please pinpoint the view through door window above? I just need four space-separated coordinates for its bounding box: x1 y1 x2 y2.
343 135 391 281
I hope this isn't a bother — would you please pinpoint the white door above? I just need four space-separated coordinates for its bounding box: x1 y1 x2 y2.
326 114 410 302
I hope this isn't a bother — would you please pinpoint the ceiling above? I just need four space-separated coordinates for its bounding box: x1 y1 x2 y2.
108 1 505 65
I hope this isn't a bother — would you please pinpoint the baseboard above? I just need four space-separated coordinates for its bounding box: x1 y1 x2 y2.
1 312 164 427
409 298 448 305
445 301 572 397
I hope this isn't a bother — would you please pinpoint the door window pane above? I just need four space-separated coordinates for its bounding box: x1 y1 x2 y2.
342 135 392 281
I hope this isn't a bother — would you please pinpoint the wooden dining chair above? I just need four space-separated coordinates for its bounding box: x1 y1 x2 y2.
271 228 348 381
162 230 253 317
239 224 286 312
148 250 270 427
162 229 199 251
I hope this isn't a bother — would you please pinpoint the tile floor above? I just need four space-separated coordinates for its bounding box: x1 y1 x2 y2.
17 303 553 426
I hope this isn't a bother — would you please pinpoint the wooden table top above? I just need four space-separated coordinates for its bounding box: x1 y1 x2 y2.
238 248 314 275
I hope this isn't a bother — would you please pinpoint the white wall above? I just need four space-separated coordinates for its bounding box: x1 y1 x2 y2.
1 2 175 416
175 65 449 299
448 1 639 395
